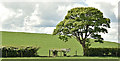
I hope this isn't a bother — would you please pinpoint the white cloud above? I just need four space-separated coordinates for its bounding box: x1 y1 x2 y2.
23 4 43 31
85 0 119 19
2 25 56 34
57 3 85 15
37 27 55 34
15 9 23 18
0 3 16 31
25 15 41 26
86 0 119 6
56 3 86 20
23 15 41 31
0 3 16 22
114 4 118 19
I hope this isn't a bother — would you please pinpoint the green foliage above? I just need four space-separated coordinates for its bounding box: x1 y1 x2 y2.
85 48 120 56
1 46 40 57
53 7 110 44
85 38 91 48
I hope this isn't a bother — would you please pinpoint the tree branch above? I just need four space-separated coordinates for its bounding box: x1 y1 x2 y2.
74 32 83 44
79 29 84 40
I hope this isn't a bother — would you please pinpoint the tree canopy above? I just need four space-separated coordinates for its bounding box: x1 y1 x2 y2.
53 7 110 55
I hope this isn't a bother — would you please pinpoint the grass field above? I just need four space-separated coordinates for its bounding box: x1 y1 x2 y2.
1 57 119 59
1 31 120 57
1 57 119 61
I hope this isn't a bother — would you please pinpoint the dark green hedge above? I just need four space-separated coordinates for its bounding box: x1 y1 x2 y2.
85 48 120 56
1 46 40 57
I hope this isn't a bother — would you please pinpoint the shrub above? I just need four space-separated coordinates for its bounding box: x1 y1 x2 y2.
85 48 120 57
1 46 40 57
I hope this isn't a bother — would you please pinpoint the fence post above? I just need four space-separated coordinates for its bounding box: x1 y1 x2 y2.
76 50 77 56
60 51 62 57
49 50 50 57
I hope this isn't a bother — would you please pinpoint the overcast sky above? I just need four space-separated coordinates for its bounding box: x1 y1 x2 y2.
0 0 119 43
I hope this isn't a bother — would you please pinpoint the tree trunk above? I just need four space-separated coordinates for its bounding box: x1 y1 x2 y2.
76 36 87 56
82 43 86 56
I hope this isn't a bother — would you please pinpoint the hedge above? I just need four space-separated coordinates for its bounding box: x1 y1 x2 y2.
1 46 40 57
85 48 120 56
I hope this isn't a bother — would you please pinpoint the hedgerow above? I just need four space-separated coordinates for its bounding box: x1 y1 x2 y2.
1 46 40 57
85 48 120 56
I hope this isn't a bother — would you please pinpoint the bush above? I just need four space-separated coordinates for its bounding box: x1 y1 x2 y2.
85 48 120 57
1 46 40 57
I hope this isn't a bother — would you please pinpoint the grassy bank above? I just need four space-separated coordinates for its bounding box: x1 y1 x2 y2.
1 31 119 56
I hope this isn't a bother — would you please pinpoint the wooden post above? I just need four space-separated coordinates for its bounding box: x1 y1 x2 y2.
49 50 50 57
6 50 7 57
76 50 77 56
21 51 23 57
60 51 62 57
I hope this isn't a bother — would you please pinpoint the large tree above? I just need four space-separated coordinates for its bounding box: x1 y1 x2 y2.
53 7 110 56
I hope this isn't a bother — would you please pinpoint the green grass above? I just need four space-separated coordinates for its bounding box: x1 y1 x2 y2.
1 57 119 61
1 57 119 59
1 31 120 56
